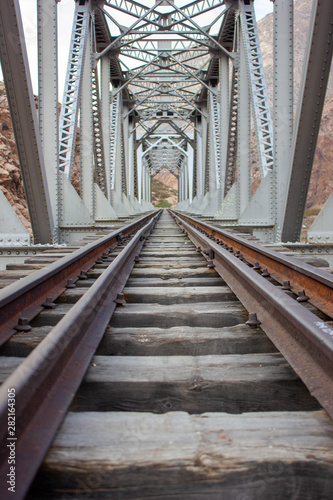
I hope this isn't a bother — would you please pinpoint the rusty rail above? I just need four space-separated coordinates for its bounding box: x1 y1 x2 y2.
0 210 161 500
171 210 333 421
172 211 333 318
0 211 158 346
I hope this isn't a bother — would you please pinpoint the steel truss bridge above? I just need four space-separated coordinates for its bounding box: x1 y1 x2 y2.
0 0 332 246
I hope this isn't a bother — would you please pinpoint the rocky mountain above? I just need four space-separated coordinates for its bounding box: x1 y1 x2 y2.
152 172 178 208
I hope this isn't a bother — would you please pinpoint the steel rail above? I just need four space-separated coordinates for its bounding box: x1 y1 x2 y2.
0 211 157 347
171 210 333 420
172 211 333 318
0 210 161 500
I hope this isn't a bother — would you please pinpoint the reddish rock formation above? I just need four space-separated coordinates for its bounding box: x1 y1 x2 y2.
0 86 31 234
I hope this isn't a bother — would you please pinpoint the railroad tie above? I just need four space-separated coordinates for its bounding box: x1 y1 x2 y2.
22 210 333 499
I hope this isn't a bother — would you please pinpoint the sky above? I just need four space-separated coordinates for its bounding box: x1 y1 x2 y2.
1 0 274 98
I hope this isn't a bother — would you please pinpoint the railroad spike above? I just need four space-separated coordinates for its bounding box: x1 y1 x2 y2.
261 268 270 277
246 313 262 327
297 290 309 302
14 317 32 332
42 296 56 309
282 280 292 290
114 293 126 306
66 278 76 288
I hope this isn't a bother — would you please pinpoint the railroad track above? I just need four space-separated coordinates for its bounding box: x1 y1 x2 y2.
0 209 333 498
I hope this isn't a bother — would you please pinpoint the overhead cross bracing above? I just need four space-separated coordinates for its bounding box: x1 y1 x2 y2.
98 0 231 185
0 0 332 246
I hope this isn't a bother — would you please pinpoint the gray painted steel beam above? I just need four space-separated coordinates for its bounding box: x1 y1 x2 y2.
273 0 293 241
281 0 333 242
37 0 60 243
59 2 90 178
238 20 251 216
80 23 95 217
0 0 53 244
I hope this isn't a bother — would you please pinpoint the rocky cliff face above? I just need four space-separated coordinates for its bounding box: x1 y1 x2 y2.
152 172 178 208
0 84 31 234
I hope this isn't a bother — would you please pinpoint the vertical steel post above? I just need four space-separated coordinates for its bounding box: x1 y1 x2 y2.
178 171 182 202
281 0 333 242
219 53 229 203
137 144 143 203
37 0 60 242
238 23 251 216
200 110 208 197
273 0 293 241
192 127 198 201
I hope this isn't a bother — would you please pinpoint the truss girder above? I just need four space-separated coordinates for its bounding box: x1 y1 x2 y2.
224 65 238 196
59 2 90 178
105 0 226 26
6 0 329 246
92 67 108 196
109 93 121 192
100 0 233 179
240 2 274 178
209 92 222 190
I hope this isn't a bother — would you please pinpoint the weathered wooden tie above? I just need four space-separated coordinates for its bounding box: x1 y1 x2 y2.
25 210 333 498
